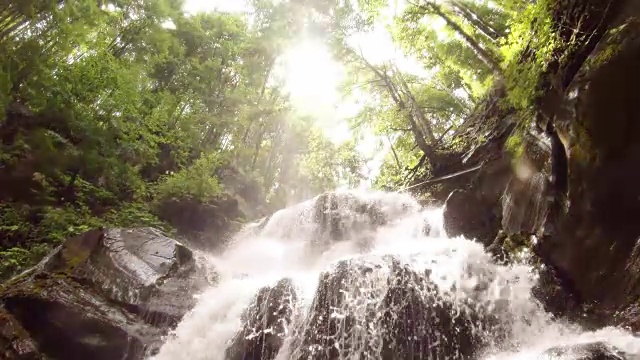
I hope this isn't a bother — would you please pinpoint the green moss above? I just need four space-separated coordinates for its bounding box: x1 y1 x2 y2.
587 19 639 70
506 132 526 159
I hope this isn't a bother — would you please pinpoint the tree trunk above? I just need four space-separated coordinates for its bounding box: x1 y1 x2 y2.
450 0 504 41
349 47 437 161
394 67 437 143
424 3 502 75
387 134 403 171
241 57 276 145
251 123 266 168
263 126 282 191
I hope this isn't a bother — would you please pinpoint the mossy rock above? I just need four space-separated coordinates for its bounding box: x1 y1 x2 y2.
0 227 210 359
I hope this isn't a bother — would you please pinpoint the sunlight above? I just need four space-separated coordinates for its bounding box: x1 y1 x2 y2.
183 0 248 14
280 38 344 119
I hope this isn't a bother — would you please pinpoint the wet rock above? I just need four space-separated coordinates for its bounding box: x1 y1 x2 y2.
291 257 496 359
380 260 489 359
539 341 627 359
443 189 502 246
225 279 297 360
0 307 42 360
3 274 158 360
292 260 367 359
43 228 204 327
312 192 394 243
501 173 548 236
0 227 208 359
536 17 640 313
531 265 580 321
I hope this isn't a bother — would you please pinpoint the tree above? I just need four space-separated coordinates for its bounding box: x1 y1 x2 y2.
0 0 363 280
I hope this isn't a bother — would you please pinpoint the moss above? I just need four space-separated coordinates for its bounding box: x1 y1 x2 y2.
586 19 640 70
58 250 90 275
503 233 532 253
569 124 595 166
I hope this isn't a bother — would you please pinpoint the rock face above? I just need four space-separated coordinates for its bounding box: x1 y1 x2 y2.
443 189 502 246
225 279 297 360
258 191 421 248
312 192 410 243
436 0 640 329
0 228 208 360
539 17 640 311
441 154 522 245
285 257 497 359
0 306 42 360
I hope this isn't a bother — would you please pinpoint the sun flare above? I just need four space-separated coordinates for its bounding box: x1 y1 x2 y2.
280 39 344 116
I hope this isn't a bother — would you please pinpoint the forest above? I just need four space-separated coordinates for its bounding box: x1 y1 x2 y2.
0 0 610 281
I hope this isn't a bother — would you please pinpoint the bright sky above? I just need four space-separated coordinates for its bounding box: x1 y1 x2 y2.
183 0 250 14
183 0 425 185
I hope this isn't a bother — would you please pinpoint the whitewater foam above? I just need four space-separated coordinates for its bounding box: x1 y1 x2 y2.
153 190 640 360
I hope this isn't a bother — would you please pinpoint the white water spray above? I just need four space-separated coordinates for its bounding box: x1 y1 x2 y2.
154 191 640 360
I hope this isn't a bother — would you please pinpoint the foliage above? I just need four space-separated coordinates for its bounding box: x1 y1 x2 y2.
300 129 365 193
156 153 225 201
0 0 578 279
306 0 514 189
0 0 363 281
499 0 559 111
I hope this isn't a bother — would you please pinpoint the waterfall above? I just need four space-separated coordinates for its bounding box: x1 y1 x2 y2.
153 190 640 359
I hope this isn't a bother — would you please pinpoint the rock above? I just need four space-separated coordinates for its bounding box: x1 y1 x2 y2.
380 259 488 359
3 274 158 360
443 189 502 246
535 15 640 314
291 259 370 359
291 257 495 359
539 342 627 359
0 307 42 360
0 227 208 359
225 279 297 360
43 228 203 327
531 265 580 320
312 192 390 243
501 173 548 236
156 194 243 249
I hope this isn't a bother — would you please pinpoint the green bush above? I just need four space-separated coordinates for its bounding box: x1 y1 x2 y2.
0 244 50 280
155 153 225 201
0 200 169 282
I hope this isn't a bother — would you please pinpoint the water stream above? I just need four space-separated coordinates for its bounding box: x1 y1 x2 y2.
153 191 640 359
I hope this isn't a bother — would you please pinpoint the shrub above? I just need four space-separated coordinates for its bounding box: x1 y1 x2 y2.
155 153 225 201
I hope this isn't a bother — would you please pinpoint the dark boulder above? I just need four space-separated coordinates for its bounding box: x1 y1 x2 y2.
380 259 492 359
291 257 497 359
0 227 208 359
539 342 627 359
312 192 396 244
225 279 297 360
443 189 502 246
3 274 157 360
42 228 205 327
0 306 42 360
156 194 243 249
292 259 371 359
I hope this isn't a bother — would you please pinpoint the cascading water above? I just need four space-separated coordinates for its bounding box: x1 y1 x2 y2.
153 191 640 360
